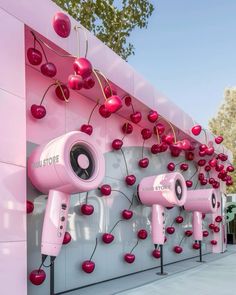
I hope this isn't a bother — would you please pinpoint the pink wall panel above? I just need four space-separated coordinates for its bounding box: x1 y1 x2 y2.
0 241 27 295
0 89 26 167
0 8 25 98
0 162 26 242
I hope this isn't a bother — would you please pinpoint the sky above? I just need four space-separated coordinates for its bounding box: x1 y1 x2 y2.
127 0 236 128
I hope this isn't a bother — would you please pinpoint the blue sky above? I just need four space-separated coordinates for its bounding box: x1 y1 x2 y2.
128 0 236 128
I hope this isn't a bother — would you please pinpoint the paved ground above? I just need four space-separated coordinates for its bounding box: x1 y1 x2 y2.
64 246 236 295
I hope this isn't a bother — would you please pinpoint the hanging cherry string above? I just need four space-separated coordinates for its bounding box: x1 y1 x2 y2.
74 25 89 58
89 237 98 261
92 69 113 102
154 125 161 144
39 80 69 105
141 139 145 158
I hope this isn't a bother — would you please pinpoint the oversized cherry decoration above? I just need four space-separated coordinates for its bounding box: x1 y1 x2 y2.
205 165 211 172
124 253 135 264
209 158 217 167
175 216 184 224
104 95 122 113
73 57 93 79
27 48 42 65
139 158 149 168
68 74 83 90
27 200 34 214
191 125 202 136
41 62 57 78
151 144 161 154
102 233 114 244
80 124 93 135
141 128 152 140
181 139 191 150
198 159 206 167
227 165 235 172
122 209 133 220
166 227 175 234
104 85 117 98
53 12 71 38
83 76 95 89
160 142 168 152
198 173 205 181
130 111 142 124
100 184 111 196
209 223 215 230
82 260 95 273
213 226 220 233
55 84 70 101
148 110 158 123
180 163 189 171
152 249 161 259
199 144 208 151
215 136 223 144
81 204 94 215
162 134 174 145
173 246 183 254
99 105 111 118
185 230 193 237
185 151 194 161
203 230 209 237
125 175 136 186
112 139 123 150
186 180 193 188
63 232 71 245
167 162 175 171
192 242 200 250
122 123 133 134
206 147 214 156
29 269 46 285
31 104 46 119
137 229 148 240
215 216 222 223
124 95 132 106
211 240 217 245
155 123 165 135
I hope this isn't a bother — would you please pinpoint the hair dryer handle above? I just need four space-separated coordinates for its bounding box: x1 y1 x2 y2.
193 211 203 241
152 204 165 245
41 190 70 257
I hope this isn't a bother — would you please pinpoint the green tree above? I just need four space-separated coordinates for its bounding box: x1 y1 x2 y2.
53 0 154 60
209 88 236 193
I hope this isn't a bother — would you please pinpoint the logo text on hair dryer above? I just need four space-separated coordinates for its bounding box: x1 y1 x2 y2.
141 185 171 191
32 155 59 168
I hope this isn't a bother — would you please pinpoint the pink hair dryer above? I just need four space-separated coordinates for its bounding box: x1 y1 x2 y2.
184 189 217 241
28 131 105 260
138 172 187 247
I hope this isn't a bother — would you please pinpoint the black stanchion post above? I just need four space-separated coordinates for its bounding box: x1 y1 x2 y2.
50 257 55 295
197 240 205 263
157 245 168 275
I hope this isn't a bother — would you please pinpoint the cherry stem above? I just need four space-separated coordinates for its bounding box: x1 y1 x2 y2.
39 82 57 105
179 236 186 246
92 69 109 102
88 100 99 124
37 262 44 273
128 194 135 210
131 103 135 114
130 240 139 254
120 148 129 176
56 80 69 102
141 140 145 158
121 134 127 141
194 180 199 190
74 25 89 58
31 31 49 63
89 237 98 261
109 219 123 234
30 30 76 59
111 189 132 204
85 192 89 204
154 126 160 144
95 69 113 98
189 165 199 180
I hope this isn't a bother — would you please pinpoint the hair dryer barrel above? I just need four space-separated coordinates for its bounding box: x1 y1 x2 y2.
138 172 187 207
